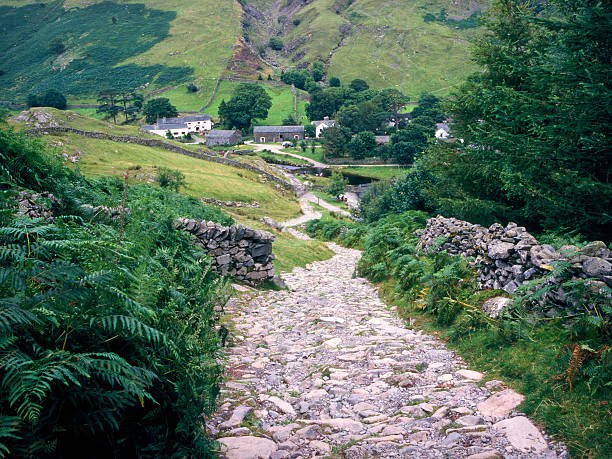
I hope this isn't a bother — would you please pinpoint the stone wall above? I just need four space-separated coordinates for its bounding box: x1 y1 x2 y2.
418 216 612 294
176 218 277 285
24 127 295 190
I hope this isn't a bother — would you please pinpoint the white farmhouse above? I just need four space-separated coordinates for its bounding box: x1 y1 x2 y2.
435 122 451 140
142 114 213 138
311 116 336 138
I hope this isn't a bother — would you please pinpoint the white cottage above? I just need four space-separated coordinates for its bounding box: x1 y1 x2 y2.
142 114 213 138
312 117 336 138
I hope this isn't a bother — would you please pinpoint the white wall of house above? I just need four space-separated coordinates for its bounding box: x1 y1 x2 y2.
147 128 188 138
435 128 450 139
185 120 212 131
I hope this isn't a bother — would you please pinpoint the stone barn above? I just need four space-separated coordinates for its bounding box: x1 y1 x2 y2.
205 129 242 146
253 125 304 143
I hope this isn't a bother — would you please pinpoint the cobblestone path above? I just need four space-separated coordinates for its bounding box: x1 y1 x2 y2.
210 243 565 459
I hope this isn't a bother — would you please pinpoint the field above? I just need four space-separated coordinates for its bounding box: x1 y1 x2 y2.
338 166 407 180
204 80 308 125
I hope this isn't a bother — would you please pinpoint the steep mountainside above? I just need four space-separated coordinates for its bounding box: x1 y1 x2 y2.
243 0 488 97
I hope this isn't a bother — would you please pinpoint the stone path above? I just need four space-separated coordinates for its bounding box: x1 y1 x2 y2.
281 193 350 228
211 244 565 458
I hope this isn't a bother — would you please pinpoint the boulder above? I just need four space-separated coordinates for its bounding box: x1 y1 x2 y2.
488 241 515 259
481 297 512 318
493 416 548 453
582 257 612 277
218 436 278 459
477 389 524 418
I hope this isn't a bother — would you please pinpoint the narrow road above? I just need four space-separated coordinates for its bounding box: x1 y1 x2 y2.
246 142 403 169
210 245 564 458
281 192 351 228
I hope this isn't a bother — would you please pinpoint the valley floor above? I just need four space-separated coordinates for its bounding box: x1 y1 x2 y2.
210 243 567 458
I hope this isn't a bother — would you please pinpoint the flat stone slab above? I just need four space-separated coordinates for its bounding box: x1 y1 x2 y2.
478 389 524 418
494 416 548 453
218 436 277 459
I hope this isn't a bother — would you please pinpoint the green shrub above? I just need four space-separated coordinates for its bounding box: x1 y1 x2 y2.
269 37 283 50
155 167 186 192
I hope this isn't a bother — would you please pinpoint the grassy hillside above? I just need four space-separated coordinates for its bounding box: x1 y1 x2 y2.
246 0 487 98
0 0 241 102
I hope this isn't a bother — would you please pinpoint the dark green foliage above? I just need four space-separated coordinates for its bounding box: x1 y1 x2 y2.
155 67 193 86
329 77 341 87
26 89 67 110
348 131 376 159
293 18 301 26
438 0 612 240
325 171 348 196
305 90 337 120
281 70 312 90
423 10 482 29
304 124 316 138
218 84 272 131
0 2 189 98
142 98 178 124
269 37 284 50
0 125 232 456
349 79 369 92
320 125 351 158
48 37 65 54
311 61 325 82
155 167 186 192
282 114 297 125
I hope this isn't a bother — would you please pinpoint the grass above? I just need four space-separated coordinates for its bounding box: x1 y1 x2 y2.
272 231 335 273
49 132 301 221
205 80 307 125
255 150 311 166
338 166 407 180
281 147 326 163
312 191 349 210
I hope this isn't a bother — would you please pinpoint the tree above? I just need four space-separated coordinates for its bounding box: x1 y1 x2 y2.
329 77 341 87
49 37 65 55
97 90 120 124
424 0 612 238
320 125 351 158
312 61 325 82
348 131 377 159
337 104 362 134
218 83 272 131
40 89 67 110
411 93 443 121
349 78 369 92
142 98 178 124
381 88 409 128
299 140 307 152
304 124 316 138
326 171 348 195
282 114 297 125
267 74 273 81
26 93 40 108
306 91 336 121
391 125 429 152
186 83 198 92
166 129 173 139
269 37 283 50
391 141 418 164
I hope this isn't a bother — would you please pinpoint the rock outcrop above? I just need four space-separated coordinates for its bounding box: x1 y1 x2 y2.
176 218 277 285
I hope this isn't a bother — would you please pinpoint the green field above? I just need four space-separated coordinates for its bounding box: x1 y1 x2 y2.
338 166 407 180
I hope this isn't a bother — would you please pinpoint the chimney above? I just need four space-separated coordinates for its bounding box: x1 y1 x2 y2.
323 116 329 120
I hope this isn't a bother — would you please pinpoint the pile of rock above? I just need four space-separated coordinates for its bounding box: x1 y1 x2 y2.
418 215 611 297
200 197 260 208
14 191 59 221
176 218 279 285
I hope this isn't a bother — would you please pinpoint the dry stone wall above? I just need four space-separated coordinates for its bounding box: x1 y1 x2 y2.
176 218 277 285
418 216 612 296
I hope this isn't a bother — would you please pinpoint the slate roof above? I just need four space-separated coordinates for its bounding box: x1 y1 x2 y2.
312 119 336 127
253 125 304 133
157 114 211 124
206 130 240 138
435 122 450 133
143 123 188 130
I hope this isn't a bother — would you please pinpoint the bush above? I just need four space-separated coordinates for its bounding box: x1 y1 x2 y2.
0 125 232 456
293 18 301 26
329 77 340 87
155 167 186 191
186 82 198 93
269 37 283 50
325 171 349 196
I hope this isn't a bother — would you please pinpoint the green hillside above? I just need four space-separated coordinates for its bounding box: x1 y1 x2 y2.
0 0 241 102
245 0 488 98
1 0 485 108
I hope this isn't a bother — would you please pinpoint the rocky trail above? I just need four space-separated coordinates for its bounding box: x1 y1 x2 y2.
210 243 566 458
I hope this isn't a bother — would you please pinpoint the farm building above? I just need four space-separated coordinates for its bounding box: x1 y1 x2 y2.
253 125 304 143
312 117 336 138
205 130 242 146
142 123 190 138
142 114 213 138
